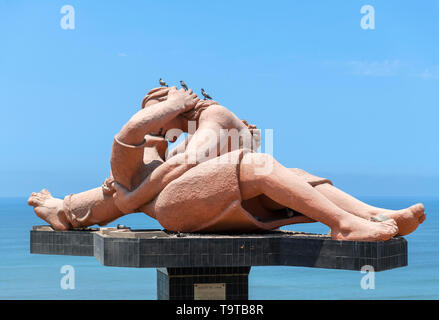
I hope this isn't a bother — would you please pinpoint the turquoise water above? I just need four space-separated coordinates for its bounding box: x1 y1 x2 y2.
1 197 438 300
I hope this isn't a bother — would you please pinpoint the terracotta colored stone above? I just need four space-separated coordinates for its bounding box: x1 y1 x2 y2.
28 86 426 241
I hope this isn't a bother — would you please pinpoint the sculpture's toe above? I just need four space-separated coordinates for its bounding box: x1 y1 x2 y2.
28 193 41 207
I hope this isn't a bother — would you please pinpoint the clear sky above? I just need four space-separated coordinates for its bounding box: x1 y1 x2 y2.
1 0 438 198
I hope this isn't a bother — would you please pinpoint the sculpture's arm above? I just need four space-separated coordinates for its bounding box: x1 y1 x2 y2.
145 134 169 160
117 87 199 146
111 87 199 189
112 120 224 213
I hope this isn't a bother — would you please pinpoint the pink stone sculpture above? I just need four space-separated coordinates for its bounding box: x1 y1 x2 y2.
28 86 426 241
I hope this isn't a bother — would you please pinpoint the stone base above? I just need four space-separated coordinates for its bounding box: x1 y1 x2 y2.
30 226 408 272
30 225 408 300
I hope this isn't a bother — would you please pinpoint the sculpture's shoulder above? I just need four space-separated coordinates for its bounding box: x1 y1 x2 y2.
199 104 230 118
200 104 246 130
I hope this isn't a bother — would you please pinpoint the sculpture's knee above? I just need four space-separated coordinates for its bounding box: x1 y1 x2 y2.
242 153 276 177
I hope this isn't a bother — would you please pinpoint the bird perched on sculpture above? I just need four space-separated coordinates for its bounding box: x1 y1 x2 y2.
180 80 188 91
159 78 168 87
201 88 212 100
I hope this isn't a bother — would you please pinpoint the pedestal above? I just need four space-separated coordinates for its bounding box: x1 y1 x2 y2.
30 225 408 300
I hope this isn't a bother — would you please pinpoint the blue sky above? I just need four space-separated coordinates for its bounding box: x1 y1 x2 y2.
0 0 438 198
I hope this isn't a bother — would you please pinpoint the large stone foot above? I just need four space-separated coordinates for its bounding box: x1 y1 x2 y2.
28 189 72 230
375 203 426 236
330 215 398 241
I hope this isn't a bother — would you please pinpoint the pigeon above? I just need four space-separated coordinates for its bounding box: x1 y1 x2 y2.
159 78 168 87
201 88 212 100
180 80 188 91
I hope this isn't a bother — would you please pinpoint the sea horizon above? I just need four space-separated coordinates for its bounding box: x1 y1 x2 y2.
1 196 438 300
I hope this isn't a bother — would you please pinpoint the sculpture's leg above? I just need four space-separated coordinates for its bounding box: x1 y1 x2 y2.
28 136 156 229
239 153 399 241
314 183 426 236
28 185 127 230
62 187 125 228
60 137 160 228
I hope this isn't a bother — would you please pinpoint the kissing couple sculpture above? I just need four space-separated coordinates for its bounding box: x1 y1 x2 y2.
29 85 426 241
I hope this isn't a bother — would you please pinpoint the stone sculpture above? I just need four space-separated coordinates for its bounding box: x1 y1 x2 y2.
28 85 426 241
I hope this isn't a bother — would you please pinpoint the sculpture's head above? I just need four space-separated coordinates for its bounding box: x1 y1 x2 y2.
140 86 219 141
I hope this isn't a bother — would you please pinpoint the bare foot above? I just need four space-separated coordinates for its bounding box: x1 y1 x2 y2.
330 215 398 241
372 203 426 236
28 189 71 230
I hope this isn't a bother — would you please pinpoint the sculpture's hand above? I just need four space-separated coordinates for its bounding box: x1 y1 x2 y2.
112 182 137 214
145 135 168 160
141 86 199 113
241 119 261 150
102 177 116 195
141 87 172 108
166 86 201 113
250 126 261 150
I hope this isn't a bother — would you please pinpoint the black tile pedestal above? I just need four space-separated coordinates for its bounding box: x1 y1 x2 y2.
30 225 408 300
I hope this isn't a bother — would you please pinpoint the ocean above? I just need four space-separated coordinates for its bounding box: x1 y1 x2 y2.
1 196 438 300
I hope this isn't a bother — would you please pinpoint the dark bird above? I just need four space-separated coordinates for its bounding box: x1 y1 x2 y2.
180 80 188 91
159 78 168 87
201 88 212 100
